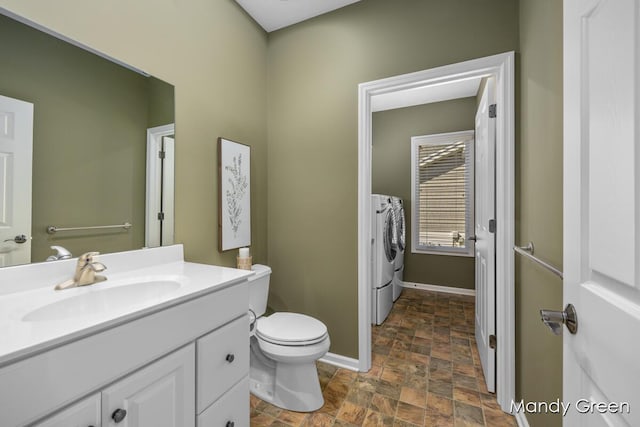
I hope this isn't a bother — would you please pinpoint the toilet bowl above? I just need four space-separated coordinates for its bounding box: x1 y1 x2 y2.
248 265 330 412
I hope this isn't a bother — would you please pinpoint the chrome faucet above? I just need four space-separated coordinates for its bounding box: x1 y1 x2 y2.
54 252 107 290
46 245 72 261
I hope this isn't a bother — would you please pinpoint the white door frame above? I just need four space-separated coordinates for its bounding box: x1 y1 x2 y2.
145 123 175 248
357 52 515 412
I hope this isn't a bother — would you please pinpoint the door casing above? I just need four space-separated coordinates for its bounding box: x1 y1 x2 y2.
357 51 515 412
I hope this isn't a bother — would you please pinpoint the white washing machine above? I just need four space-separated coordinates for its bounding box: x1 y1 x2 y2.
390 196 405 301
371 194 395 325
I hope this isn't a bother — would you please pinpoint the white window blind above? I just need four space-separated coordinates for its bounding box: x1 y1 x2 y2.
411 130 474 256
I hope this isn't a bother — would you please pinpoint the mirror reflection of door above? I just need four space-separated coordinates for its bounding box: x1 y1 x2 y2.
0 94 33 267
146 124 175 247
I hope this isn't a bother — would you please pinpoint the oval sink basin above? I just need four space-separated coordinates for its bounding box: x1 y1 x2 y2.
23 280 182 322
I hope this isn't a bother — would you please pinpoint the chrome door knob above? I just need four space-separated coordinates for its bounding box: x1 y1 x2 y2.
3 234 28 244
468 236 477 242
540 304 578 335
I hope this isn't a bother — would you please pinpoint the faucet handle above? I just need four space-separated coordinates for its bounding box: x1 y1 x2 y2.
79 251 100 262
89 261 107 272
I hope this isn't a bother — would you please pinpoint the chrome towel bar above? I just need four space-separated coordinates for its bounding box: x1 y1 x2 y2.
513 242 563 279
46 222 132 234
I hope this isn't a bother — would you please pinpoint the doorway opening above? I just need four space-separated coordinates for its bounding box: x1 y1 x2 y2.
146 123 175 248
357 52 515 412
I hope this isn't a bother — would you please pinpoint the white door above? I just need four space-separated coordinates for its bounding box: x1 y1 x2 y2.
0 94 33 267
474 77 496 393
102 344 195 427
564 0 640 425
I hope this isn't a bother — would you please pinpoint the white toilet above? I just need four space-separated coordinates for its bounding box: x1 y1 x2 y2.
248 264 330 412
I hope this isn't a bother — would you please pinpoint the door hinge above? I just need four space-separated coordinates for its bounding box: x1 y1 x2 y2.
159 150 166 159
489 219 496 233
157 212 165 221
489 334 497 349
489 104 497 118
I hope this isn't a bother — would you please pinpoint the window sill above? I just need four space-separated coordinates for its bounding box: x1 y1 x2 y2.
411 248 474 258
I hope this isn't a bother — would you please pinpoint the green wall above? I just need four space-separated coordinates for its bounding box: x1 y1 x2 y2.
267 0 518 358
517 0 563 426
148 77 175 129
0 14 174 262
372 98 477 289
0 0 269 267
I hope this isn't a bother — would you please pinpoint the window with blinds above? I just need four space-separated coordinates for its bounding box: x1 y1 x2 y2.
410 130 475 256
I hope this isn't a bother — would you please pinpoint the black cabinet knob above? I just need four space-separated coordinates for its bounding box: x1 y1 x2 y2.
112 408 127 423
226 421 235 427
225 353 235 363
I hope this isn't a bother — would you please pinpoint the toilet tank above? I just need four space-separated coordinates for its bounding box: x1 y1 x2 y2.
248 264 271 318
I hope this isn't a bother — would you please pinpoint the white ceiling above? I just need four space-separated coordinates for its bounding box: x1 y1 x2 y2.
371 77 483 112
234 0 362 32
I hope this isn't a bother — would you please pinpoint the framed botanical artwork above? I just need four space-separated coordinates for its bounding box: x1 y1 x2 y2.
218 137 251 251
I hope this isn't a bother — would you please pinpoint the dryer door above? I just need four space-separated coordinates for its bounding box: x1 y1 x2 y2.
397 206 406 252
383 209 396 263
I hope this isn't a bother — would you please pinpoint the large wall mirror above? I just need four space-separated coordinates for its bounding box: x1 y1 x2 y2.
0 12 175 267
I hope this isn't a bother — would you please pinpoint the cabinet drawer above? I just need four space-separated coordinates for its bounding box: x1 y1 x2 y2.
33 394 100 427
197 377 248 427
196 315 248 413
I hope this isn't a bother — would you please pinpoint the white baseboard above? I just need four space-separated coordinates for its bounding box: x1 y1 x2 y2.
402 281 476 296
319 352 359 372
513 411 530 427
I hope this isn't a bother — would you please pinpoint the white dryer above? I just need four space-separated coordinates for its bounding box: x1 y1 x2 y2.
390 196 406 301
371 194 395 325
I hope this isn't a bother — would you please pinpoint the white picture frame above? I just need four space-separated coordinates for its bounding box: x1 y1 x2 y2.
218 137 251 251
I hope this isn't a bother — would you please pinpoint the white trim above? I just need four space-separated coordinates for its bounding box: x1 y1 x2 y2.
402 281 476 297
357 80 373 373
146 124 175 248
357 51 515 412
318 352 360 372
514 411 530 427
161 136 175 246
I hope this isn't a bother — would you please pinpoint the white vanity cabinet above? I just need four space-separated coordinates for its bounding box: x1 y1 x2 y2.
0 266 250 427
32 315 250 427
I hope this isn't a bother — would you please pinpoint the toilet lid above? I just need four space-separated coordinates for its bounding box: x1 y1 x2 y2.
256 312 328 345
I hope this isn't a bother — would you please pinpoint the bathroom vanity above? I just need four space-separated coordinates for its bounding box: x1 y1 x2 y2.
0 245 251 427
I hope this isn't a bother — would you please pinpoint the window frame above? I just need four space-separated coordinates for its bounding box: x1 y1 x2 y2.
410 130 475 257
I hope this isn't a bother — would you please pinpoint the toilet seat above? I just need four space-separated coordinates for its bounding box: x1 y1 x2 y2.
256 312 328 346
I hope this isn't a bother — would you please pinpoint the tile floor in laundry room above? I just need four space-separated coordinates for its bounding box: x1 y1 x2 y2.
249 288 517 426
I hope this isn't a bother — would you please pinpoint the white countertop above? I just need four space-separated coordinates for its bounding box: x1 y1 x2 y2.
0 245 253 366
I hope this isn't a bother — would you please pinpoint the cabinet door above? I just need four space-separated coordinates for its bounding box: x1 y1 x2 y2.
33 394 101 427
101 344 195 427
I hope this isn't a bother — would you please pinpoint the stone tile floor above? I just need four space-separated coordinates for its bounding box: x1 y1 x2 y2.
250 288 517 426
